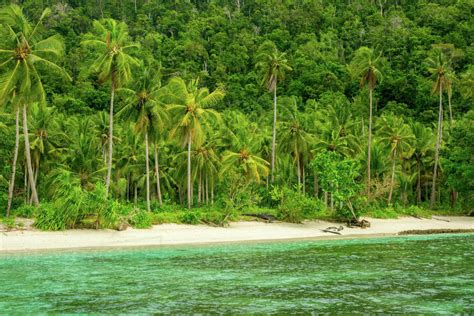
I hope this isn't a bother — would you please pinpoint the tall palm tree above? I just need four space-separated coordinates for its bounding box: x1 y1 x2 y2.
0 5 70 208
117 66 167 211
255 41 292 183
348 47 383 200
409 121 435 204
82 19 139 196
4 93 20 216
426 50 450 209
166 77 224 209
278 97 313 190
377 114 415 205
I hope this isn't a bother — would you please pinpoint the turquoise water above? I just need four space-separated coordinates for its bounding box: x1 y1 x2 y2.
1 234 473 314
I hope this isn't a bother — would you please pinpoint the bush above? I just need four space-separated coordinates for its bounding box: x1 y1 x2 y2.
127 208 153 229
35 171 118 230
272 186 327 223
152 211 183 224
180 211 201 224
12 204 37 218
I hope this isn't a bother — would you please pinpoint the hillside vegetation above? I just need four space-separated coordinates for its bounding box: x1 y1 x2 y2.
0 0 473 230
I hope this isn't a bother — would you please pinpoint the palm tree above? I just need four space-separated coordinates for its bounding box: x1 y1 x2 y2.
409 121 435 204
377 114 415 204
221 149 269 184
0 5 70 207
166 77 224 209
82 19 139 197
348 47 383 200
255 41 292 183
29 104 66 202
117 66 167 211
4 93 20 216
278 97 313 190
426 50 450 209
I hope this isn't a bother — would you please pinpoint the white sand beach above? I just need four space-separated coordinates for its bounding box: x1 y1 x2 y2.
1 216 473 253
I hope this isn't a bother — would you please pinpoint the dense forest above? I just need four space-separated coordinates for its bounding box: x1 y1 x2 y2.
0 0 473 230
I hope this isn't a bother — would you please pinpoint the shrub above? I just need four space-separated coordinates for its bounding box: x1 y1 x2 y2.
128 208 153 229
273 186 327 223
180 211 201 224
12 204 37 218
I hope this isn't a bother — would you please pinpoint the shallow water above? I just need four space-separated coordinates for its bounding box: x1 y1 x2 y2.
1 234 473 314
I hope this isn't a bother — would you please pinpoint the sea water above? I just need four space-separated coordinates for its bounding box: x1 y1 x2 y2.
1 234 473 314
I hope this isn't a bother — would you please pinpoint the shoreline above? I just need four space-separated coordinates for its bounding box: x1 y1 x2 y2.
1 216 473 253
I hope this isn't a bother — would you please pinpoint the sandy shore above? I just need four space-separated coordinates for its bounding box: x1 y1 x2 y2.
1 216 473 253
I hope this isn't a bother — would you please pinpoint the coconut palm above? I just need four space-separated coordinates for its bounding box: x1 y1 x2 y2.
82 18 139 196
0 5 70 207
221 149 269 184
426 50 450 208
166 77 224 209
377 114 415 204
409 121 435 204
117 66 167 211
348 47 383 200
278 97 313 190
29 104 66 202
255 41 292 183
4 94 20 216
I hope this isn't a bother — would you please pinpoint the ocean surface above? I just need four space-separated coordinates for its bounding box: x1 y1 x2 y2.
1 234 473 314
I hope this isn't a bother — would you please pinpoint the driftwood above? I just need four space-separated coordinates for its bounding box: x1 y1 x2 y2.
347 218 371 228
399 229 474 235
321 225 344 235
321 229 342 235
432 216 450 222
243 213 277 222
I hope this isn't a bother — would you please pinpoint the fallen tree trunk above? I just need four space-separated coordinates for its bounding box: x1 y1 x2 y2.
243 213 277 222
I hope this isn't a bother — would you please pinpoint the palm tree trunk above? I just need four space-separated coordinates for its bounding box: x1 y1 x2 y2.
30 166 39 205
271 79 277 183
22 104 39 207
144 131 151 212
313 173 319 198
206 175 209 205
134 184 138 204
211 182 214 205
24 166 28 204
187 134 192 209
448 93 453 125
154 143 163 206
416 161 421 204
367 87 373 200
430 84 443 209
302 163 306 194
296 155 301 191
330 192 334 211
198 171 202 206
105 87 115 197
388 149 396 205
6 108 20 216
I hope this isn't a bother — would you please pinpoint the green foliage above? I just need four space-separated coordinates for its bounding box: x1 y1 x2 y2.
0 1 473 228
12 204 36 218
444 110 474 208
179 211 201 225
312 151 362 205
127 208 153 229
271 186 327 223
